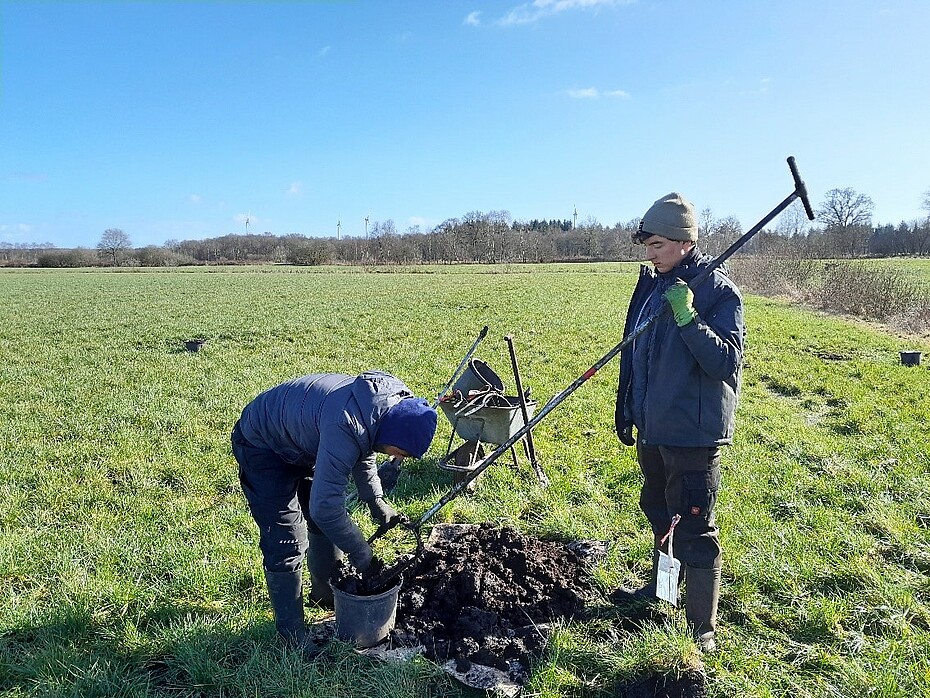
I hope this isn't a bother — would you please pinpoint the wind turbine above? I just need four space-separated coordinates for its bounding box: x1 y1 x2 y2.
364 215 369 239
337 220 342 240
245 210 251 234
573 206 578 230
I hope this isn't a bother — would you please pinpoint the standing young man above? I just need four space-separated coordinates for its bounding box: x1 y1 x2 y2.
232 370 438 653
614 193 745 652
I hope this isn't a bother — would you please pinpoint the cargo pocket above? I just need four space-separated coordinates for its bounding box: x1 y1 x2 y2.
681 466 720 522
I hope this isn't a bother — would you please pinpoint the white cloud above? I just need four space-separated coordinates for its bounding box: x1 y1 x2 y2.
188 194 202 205
740 78 771 97
464 11 481 26
567 87 600 99
317 45 331 58
566 87 630 99
286 181 303 197
499 0 625 26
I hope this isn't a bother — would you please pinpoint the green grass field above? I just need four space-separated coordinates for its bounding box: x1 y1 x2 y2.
856 257 930 282
1 264 929 697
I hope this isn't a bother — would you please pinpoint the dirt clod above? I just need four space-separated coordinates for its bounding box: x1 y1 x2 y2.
388 523 597 682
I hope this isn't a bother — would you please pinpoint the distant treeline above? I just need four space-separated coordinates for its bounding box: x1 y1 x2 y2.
6 201 930 268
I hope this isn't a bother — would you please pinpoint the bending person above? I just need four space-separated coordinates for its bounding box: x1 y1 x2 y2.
232 370 437 652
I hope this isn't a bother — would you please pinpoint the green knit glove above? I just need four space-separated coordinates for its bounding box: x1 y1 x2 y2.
664 280 698 327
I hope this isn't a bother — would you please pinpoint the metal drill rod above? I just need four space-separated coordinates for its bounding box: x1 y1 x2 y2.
433 325 489 408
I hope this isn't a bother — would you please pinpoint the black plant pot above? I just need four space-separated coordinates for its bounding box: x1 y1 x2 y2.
900 350 922 366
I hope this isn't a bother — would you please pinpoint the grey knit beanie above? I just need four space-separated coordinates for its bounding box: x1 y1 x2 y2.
638 192 698 242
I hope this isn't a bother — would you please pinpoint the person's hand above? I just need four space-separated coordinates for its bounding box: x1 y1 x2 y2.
618 426 636 447
360 555 385 580
664 280 698 327
368 497 401 528
378 457 401 494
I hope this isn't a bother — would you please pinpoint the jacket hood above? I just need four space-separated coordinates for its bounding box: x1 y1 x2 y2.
351 370 414 446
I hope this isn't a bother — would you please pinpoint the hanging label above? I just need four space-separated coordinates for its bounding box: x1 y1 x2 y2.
656 514 681 606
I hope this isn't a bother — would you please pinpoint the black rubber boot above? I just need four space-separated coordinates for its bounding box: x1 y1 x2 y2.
609 547 660 604
265 569 322 658
307 533 343 610
633 547 661 598
685 565 721 653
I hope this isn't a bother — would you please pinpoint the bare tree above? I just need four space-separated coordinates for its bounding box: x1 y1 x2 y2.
97 228 132 266
704 216 742 256
818 188 874 230
699 207 715 238
775 199 811 237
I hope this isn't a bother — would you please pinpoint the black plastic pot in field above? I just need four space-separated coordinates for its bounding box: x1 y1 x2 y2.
900 350 922 366
185 339 207 352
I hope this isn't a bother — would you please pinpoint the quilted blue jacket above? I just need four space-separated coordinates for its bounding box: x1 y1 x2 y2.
237 370 413 567
615 249 745 447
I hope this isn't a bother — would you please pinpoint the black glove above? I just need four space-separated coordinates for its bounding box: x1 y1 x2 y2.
618 425 636 447
360 555 385 580
368 497 401 528
378 458 401 495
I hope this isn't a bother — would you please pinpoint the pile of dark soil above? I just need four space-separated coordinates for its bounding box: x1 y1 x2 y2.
330 523 707 697
388 523 597 682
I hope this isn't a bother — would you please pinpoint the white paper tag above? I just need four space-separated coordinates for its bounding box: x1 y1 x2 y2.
656 550 681 606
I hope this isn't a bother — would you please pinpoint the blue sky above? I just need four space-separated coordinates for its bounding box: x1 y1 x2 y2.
2 0 928 248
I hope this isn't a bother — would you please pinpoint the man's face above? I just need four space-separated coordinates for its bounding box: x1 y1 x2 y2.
642 234 691 274
378 445 411 460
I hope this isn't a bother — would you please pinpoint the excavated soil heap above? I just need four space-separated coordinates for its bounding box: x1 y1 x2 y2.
388 523 597 682
332 523 707 697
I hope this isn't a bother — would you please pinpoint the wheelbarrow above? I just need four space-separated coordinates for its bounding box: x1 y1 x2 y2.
438 392 539 489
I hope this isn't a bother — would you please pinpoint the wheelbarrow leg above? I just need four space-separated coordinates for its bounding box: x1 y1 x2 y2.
455 440 484 493
505 334 549 487
442 418 459 464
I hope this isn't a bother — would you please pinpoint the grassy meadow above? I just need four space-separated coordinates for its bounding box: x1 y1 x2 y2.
1 263 929 697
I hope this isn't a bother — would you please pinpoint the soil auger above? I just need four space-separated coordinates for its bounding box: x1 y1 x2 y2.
367 157 814 591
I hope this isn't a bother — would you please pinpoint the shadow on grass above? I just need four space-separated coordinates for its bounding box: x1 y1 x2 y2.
612 671 707 698
0 602 469 698
584 592 672 635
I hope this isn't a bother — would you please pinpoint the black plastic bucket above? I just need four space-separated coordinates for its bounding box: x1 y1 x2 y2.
185 339 206 352
331 578 402 648
900 350 922 366
452 358 506 395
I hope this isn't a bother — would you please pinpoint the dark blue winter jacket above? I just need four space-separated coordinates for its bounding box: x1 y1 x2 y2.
237 371 414 567
615 249 744 447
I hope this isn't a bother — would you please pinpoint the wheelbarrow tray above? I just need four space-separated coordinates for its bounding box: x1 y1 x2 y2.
439 396 537 445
